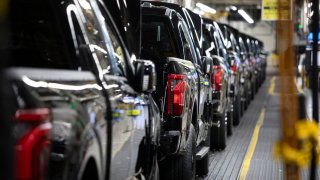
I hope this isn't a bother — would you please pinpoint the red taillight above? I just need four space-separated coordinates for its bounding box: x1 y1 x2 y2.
231 64 237 74
15 108 51 180
250 57 254 65
212 66 222 91
15 108 50 122
167 74 187 116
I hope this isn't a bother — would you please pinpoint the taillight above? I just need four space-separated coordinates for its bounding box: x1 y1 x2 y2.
15 108 50 122
15 108 51 180
212 66 222 91
250 57 254 65
167 74 187 116
231 65 237 74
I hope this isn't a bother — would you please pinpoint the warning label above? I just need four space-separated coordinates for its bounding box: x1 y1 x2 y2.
262 0 291 20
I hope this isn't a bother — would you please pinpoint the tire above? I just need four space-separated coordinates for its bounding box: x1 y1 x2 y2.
196 153 209 177
147 153 159 180
219 113 227 149
251 82 255 100
210 113 226 150
246 82 251 106
196 127 210 176
210 121 219 151
227 110 233 136
153 160 159 180
160 125 196 180
233 95 241 126
240 100 245 116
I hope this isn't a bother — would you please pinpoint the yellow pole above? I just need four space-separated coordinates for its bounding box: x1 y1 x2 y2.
277 0 299 179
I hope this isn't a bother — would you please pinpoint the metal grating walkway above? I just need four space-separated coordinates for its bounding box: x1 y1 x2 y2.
201 68 284 180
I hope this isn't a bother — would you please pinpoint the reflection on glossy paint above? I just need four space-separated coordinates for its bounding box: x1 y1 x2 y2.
123 96 135 104
112 109 122 121
132 105 145 129
130 54 136 63
205 42 215 57
90 112 96 124
78 0 91 10
89 44 108 54
22 76 102 91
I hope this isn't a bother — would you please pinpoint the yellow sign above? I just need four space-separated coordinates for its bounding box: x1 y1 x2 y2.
262 0 291 20
0 0 8 20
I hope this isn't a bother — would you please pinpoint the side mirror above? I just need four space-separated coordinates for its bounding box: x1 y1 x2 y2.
134 59 156 93
201 56 213 75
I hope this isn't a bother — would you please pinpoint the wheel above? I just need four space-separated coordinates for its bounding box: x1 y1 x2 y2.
159 124 196 180
210 113 226 150
227 110 233 136
233 95 241 126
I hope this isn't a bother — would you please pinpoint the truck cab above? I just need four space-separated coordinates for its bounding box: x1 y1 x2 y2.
6 0 160 179
141 3 212 179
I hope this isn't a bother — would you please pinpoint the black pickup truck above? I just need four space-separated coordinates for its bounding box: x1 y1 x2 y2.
202 19 231 149
5 0 160 180
141 3 213 180
218 23 244 125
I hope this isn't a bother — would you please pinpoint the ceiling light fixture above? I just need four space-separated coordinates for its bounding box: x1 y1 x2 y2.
238 9 254 24
193 8 205 16
230 6 237 11
196 3 216 14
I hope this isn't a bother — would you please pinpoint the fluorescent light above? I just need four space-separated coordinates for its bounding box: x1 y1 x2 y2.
193 8 205 15
238 9 254 24
196 3 216 14
230 6 237 11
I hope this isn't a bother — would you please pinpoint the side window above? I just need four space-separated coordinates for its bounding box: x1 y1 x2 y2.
214 31 228 60
97 2 127 76
203 28 217 56
178 22 194 61
213 32 222 56
67 8 90 71
106 25 127 76
76 0 112 75
141 20 177 59
240 38 247 54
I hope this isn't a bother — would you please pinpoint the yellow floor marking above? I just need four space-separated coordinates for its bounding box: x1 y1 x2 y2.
268 76 276 95
238 108 265 180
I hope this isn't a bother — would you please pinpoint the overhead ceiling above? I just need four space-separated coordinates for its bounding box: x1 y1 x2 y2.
196 0 261 6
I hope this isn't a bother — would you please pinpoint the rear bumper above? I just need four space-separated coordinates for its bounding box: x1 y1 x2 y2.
160 116 183 154
212 91 221 100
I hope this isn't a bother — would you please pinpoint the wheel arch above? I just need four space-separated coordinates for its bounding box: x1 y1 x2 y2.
80 157 99 180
